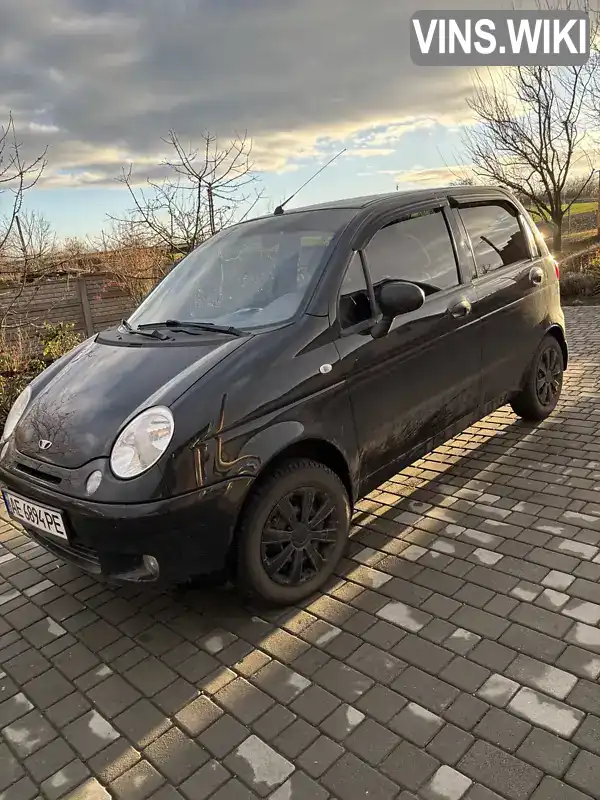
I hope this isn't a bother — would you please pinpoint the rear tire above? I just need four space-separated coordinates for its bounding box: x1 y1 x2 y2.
510 335 564 421
235 458 350 606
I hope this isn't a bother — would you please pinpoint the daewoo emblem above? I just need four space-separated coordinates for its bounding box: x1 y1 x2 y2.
38 439 52 451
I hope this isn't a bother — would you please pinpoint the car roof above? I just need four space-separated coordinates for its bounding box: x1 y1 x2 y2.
245 185 516 223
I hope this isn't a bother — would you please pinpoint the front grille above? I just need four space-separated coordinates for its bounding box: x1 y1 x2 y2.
14 461 62 485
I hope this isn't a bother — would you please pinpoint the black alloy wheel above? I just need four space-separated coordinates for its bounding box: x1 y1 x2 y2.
260 487 340 586
536 344 562 407
236 458 350 606
511 334 564 422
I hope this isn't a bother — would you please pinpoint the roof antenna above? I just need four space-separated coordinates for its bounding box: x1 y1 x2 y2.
273 148 347 215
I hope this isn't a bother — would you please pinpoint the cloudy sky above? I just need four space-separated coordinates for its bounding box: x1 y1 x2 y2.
0 0 592 238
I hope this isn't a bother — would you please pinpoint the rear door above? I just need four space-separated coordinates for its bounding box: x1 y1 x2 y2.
334 201 483 487
453 198 548 405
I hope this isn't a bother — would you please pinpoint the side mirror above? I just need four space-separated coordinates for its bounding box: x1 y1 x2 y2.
377 280 426 318
371 280 426 339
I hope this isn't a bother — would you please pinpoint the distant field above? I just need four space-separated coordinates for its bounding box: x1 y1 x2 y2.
568 201 598 215
528 201 597 220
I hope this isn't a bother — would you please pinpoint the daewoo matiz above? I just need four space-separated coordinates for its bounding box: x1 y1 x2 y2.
0 186 567 605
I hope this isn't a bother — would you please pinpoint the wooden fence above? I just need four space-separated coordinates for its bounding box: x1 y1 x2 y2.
0 273 138 342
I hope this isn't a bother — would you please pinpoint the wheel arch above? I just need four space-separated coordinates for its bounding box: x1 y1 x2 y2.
225 436 354 576
545 324 568 370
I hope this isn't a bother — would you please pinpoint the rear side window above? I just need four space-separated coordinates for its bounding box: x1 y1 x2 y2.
365 209 460 292
458 202 530 275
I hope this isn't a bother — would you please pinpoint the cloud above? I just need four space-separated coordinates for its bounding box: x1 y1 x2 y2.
0 0 561 193
393 165 476 187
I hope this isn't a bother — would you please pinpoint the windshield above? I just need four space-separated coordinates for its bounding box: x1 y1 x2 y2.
127 208 353 331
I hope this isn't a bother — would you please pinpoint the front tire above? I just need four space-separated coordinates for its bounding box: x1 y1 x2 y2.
236 458 350 606
510 335 564 421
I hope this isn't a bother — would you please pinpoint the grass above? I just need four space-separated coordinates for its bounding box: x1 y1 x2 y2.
567 201 597 215
528 201 597 220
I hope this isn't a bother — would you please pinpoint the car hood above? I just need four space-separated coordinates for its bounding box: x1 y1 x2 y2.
14 333 250 469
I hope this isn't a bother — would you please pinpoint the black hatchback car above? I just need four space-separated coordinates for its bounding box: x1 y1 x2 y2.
0 186 566 605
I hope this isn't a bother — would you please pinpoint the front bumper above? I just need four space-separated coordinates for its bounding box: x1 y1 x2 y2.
0 460 252 585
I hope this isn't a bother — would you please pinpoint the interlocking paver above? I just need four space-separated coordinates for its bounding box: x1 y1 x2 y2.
508 687 585 738
380 740 439 792
114 699 172 748
88 738 141 784
224 735 294 797
2 308 600 799
390 702 443 746
531 776 591 800
63 710 120 758
145 726 209 784
2 709 57 757
40 760 92 800
505 654 578 700
325 751 400 800
443 693 489 730
109 760 165 800
174 695 223 736
474 707 532 752
273 718 319 758
516 726 578 778
252 704 295 740
198 714 250 759
459 740 542 800
427 724 475 766
0 743 24 792
23 737 76 782
565 749 600 799
179 760 230 800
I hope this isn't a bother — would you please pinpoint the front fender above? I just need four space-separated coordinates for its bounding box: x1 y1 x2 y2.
199 401 359 500
213 420 306 482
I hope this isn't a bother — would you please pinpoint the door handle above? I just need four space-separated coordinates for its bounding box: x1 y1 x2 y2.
529 266 544 285
449 298 472 319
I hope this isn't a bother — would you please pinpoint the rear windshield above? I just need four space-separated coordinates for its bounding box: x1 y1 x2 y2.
128 209 353 331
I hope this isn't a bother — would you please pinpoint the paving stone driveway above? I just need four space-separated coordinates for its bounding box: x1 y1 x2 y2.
2 306 600 800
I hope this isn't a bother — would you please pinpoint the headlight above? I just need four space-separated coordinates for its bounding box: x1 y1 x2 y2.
1 385 31 443
110 406 174 479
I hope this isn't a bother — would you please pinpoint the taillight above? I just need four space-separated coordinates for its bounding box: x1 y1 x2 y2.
554 259 560 280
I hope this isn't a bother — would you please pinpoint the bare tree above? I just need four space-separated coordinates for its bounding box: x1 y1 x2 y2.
111 130 263 256
449 176 476 187
462 62 597 252
94 219 170 305
1 210 57 279
0 113 47 267
0 115 48 343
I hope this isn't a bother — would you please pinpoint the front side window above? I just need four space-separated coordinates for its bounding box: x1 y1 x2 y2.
458 202 530 275
365 208 460 294
128 209 353 331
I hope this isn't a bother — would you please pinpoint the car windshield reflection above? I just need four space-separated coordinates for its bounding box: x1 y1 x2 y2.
127 208 353 332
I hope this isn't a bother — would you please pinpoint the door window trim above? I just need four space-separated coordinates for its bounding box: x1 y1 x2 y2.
334 202 466 336
336 250 380 337
520 213 542 259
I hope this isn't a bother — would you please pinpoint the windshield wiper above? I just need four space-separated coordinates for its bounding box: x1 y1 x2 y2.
140 320 245 337
120 319 169 340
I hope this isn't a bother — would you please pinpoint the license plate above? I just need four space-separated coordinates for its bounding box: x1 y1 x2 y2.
2 490 68 540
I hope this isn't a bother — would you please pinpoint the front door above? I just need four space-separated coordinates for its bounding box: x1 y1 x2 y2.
335 203 483 489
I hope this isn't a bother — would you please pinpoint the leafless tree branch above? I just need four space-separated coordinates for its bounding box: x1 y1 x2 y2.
462 57 597 251
109 130 264 255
